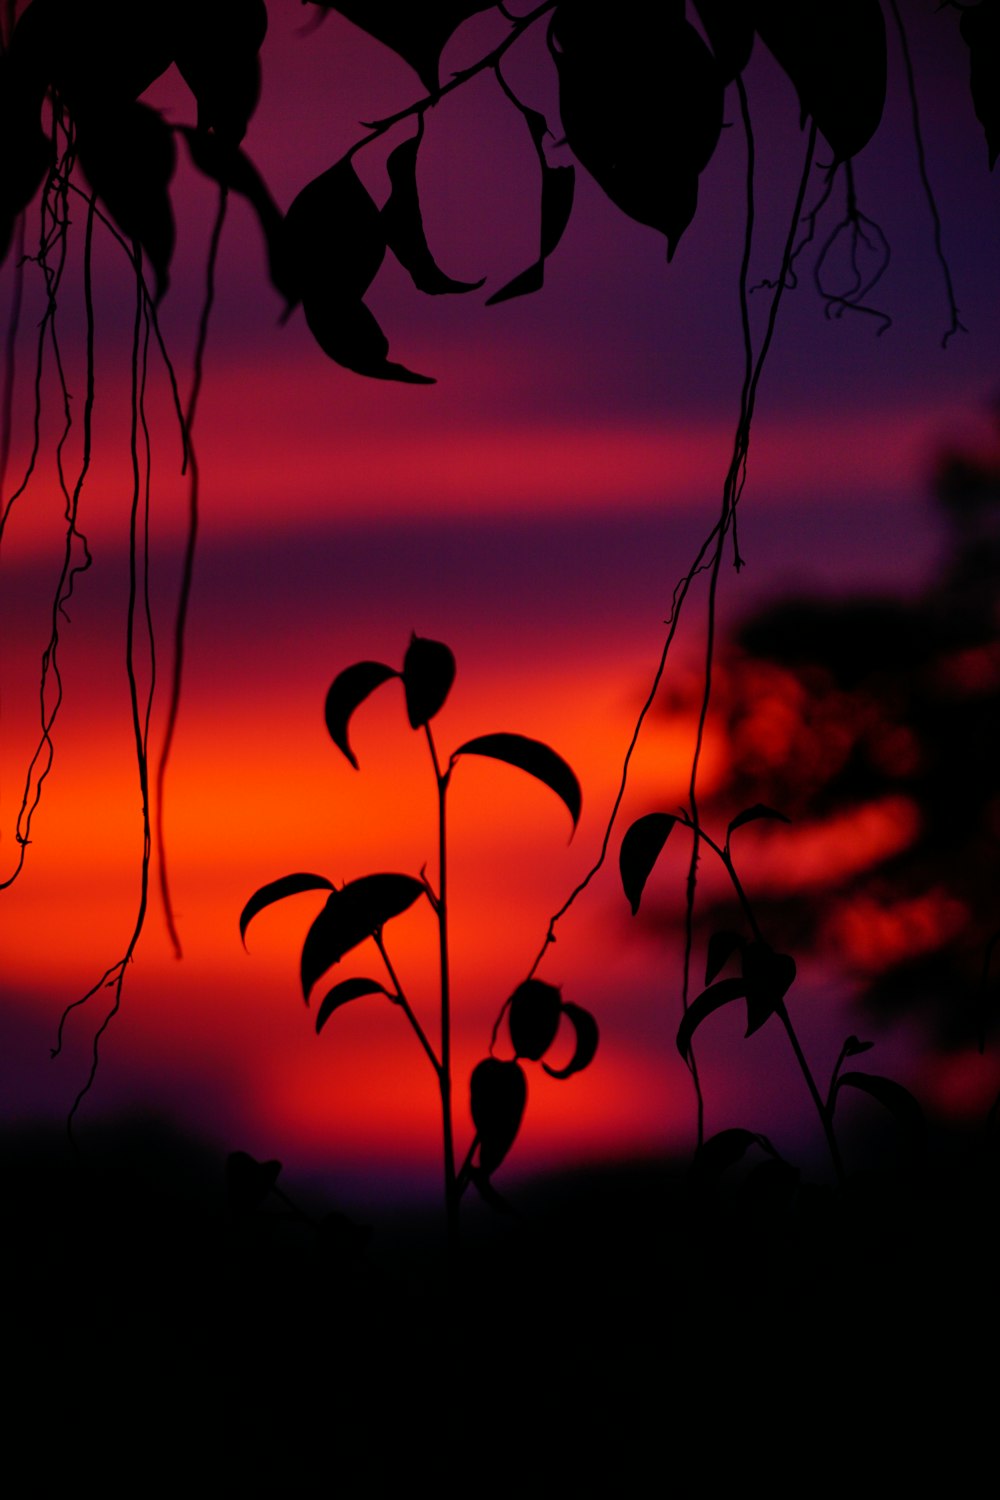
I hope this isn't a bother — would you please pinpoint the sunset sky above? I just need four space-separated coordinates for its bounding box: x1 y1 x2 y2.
2 1 999 1210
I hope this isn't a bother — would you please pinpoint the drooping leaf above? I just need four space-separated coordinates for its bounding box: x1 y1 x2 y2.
486 102 575 305
173 0 268 146
508 978 562 1062
753 0 887 161
75 99 177 299
402 634 456 728
693 0 754 82
316 977 389 1034
741 942 796 1036
542 1002 599 1080
705 929 745 985
306 2 495 93
300 873 425 999
619 812 675 915
226 1150 281 1213
551 2 724 258
453 733 581 833
282 158 434 382
726 803 791 840
676 978 746 1060
382 134 484 294
179 127 297 308
470 1057 527 1176
324 660 398 769
240 872 335 949
689 1127 770 1186
835 1071 927 1156
961 0 1000 169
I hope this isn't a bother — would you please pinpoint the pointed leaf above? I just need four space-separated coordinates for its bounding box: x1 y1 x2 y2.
324 660 398 768
693 0 754 82
620 812 675 915
754 0 887 161
508 979 562 1062
300 873 425 999
307 2 495 92
961 0 1000 168
742 942 796 1036
835 1071 927 1155
486 102 574 305
226 1150 281 1213
76 100 177 299
485 260 544 307
382 135 484 294
677 978 746 1061
727 803 791 839
551 6 723 257
705 929 746 985
471 1058 526 1176
240 873 335 948
542 1002 599 1080
402 634 455 729
173 0 268 147
843 1035 874 1058
316 977 389 1034
453 733 581 833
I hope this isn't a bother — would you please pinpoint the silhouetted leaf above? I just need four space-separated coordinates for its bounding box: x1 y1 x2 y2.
76 100 177 299
471 1058 526 1176
693 0 754 82
727 803 791 839
240 872 335 948
316 977 389 1034
10 0 175 110
542 1002 599 1079
690 1127 770 1185
307 2 495 92
453 733 581 833
754 0 887 161
835 1071 927 1156
283 158 434 382
677 978 746 1060
301 873 425 999
705 929 745 985
0 53 50 264
508 978 562 1061
486 102 574 305
324 660 398 769
179 127 296 307
620 812 676 915
843 1034 874 1058
226 1150 281 1213
402 634 455 728
551 3 723 257
173 0 268 146
468 1166 518 1214
382 135 484 294
961 0 1000 169
741 942 795 1036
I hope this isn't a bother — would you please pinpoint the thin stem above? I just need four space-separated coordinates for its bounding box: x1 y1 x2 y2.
425 723 458 1257
776 1002 846 1186
374 931 442 1076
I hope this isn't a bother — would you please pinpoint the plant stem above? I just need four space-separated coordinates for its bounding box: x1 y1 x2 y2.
776 1002 847 1187
374 931 441 1076
426 725 459 1258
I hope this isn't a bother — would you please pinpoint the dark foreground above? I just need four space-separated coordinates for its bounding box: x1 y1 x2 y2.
5 1113 996 1478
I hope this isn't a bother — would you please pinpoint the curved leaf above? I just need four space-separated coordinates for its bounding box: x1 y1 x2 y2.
470 1057 526 1176
843 1034 874 1058
727 803 791 839
961 0 1000 169
0 54 50 264
307 2 495 92
508 978 562 1062
693 0 754 82
76 99 177 299
705 929 745 985
173 0 268 147
10 0 175 109
402 634 455 729
542 1002 599 1080
324 660 398 769
754 0 887 161
551 5 723 257
453 732 581 833
741 942 796 1036
620 812 675 915
834 1071 926 1156
382 135 484 294
677 977 746 1060
300 873 425 999
316 977 389 1034
240 872 335 949
486 102 575 305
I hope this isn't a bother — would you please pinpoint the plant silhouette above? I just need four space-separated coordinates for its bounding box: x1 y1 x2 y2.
240 634 596 1247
